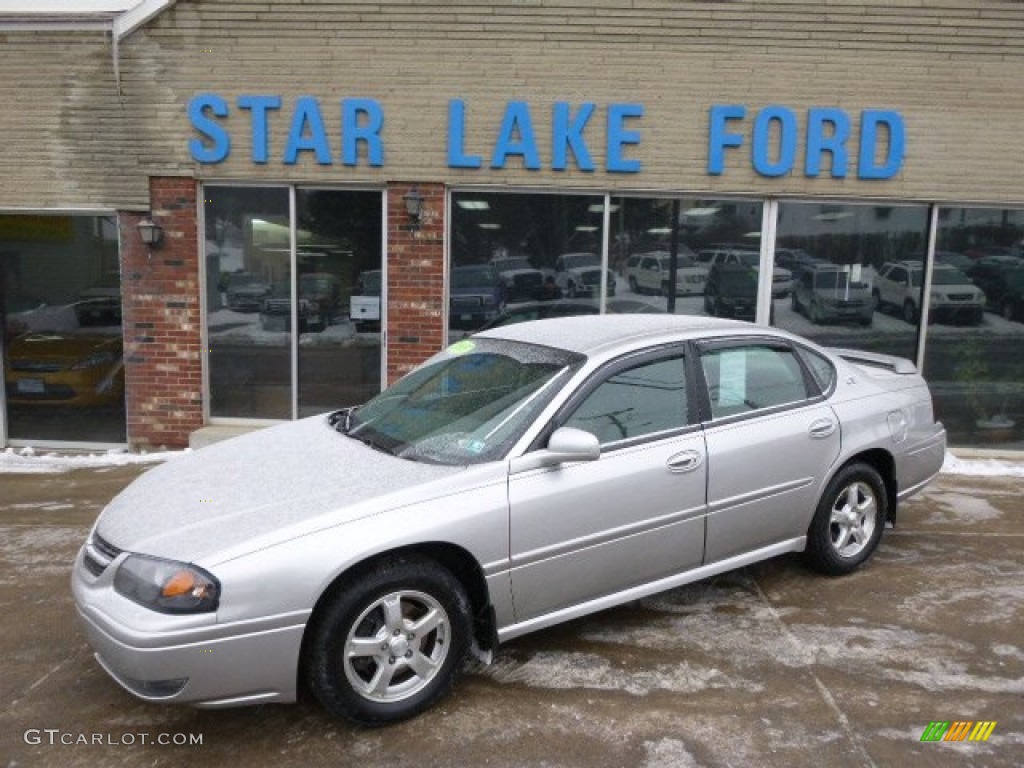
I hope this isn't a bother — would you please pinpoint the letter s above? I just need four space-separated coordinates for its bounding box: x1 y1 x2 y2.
188 93 230 164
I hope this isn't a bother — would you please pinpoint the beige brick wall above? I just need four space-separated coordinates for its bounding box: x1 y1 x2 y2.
1 1 1023 209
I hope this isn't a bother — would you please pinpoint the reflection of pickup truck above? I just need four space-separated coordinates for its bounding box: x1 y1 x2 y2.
701 249 792 299
554 252 617 298
490 257 545 302
225 272 271 312
703 263 758 321
350 270 381 332
259 273 341 333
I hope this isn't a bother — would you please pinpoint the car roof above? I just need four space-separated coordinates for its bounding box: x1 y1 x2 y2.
475 313 764 356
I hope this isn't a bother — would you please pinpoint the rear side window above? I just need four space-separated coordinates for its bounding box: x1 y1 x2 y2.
563 356 688 445
700 345 810 420
795 346 836 394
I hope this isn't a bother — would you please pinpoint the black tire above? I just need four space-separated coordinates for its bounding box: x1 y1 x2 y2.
872 289 882 311
661 281 671 298
704 295 715 316
1002 299 1017 322
567 282 577 299
628 276 639 294
809 300 823 325
305 555 472 725
903 299 918 324
791 292 800 312
806 462 888 576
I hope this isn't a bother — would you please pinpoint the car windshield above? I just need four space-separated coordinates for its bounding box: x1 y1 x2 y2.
930 268 970 286
452 267 496 288
561 254 600 269
346 338 584 465
496 258 534 271
228 273 264 287
736 252 759 267
814 271 866 290
718 270 758 295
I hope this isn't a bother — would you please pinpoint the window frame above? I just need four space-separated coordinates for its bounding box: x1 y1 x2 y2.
692 336 825 426
531 343 701 453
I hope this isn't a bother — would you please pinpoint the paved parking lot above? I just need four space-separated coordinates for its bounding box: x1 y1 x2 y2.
1 463 1022 767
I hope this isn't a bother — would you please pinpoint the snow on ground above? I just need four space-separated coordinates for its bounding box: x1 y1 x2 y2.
941 452 1024 477
0 446 187 474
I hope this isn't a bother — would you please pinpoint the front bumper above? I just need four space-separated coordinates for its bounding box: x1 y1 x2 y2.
72 546 307 707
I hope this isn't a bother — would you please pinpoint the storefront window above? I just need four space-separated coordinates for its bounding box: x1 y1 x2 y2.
449 191 607 334
205 186 291 419
1 214 125 444
923 207 1024 448
772 202 929 362
611 197 763 320
296 189 382 417
204 186 383 420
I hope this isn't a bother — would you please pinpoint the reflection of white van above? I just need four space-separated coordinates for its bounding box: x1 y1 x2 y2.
350 270 381 331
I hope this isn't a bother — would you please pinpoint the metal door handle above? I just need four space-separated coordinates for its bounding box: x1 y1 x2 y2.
667 450 703 473
808 418 837 438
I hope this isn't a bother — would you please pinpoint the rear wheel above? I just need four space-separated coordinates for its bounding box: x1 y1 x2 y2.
628 276 639 293
305 556 471 725
806 462 887 576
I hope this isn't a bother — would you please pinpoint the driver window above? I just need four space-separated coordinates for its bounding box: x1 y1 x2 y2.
563 356 688 445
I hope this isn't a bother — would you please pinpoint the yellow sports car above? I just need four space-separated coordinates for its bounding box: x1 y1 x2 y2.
5 331 124 407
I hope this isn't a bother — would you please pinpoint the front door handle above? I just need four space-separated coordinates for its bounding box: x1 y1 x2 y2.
808 418 837 439
667 449 703 473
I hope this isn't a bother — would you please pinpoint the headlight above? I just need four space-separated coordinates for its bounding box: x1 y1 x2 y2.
71 350 116 370
114 554 220 614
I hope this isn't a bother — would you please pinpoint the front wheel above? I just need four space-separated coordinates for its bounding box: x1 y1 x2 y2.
1003 298 1018 322
903 299 918 324
805 463 887 576
305 556 472 725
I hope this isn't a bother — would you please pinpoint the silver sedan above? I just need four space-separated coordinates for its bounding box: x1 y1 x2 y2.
72 315 946 724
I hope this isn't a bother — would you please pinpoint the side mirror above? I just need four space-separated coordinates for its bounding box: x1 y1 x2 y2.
509 427 600 474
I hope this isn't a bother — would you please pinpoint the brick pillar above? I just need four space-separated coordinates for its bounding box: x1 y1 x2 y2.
120 177 203 449
386 182 446 384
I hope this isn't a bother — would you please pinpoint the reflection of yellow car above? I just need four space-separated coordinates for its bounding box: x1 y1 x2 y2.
5 332 124 407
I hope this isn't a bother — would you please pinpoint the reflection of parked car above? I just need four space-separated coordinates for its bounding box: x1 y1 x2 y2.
554 253 617 298
5 331 124 406
490 256 545 302
967 260 1024 322
259 274 342 333
874 261 985 325
449 265 504 331
702 249 792 298
703 263 758 320
625 251 705 296
791 265 874 326
774 248 822 274
478 298 662 330
72 314 945 724
351 270 382 332
225 272 271 312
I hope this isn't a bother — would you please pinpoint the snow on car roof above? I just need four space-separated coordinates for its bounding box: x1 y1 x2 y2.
475 313 753 355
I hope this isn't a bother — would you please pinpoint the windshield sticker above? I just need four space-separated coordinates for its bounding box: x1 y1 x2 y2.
448 340 476 355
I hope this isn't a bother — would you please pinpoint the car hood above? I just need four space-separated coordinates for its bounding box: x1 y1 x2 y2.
8 332 121 363
94 415 464 564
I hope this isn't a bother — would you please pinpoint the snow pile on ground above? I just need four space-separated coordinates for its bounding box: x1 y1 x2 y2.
0 446 187 474
940 453 1024 477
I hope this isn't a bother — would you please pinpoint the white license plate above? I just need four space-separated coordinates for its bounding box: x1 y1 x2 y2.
16 378 45 394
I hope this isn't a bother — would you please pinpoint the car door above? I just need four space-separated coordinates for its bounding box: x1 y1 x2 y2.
696 338 841 563
508 349 707 622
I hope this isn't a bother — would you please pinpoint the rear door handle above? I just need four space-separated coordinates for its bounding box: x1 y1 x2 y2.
808 418 837 439
667 449 703 473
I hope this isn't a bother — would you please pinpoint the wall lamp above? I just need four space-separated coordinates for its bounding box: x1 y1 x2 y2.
137 217 164 248
402 188 424 228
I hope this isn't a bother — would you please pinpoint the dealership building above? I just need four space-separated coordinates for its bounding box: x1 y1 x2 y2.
0 0 1022 451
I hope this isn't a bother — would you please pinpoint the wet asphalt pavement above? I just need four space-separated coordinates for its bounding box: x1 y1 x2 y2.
1 464 1022 767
